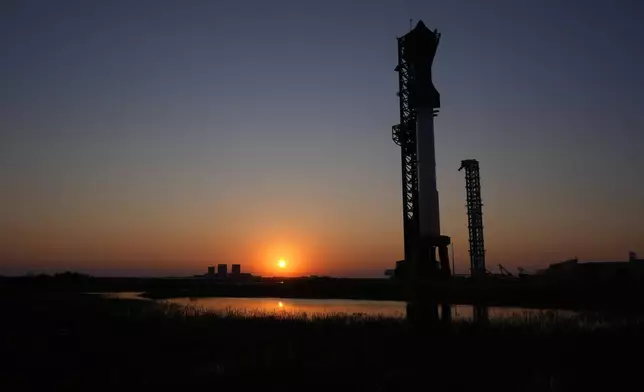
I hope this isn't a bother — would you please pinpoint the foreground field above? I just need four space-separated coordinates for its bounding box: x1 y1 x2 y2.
1 292 640 391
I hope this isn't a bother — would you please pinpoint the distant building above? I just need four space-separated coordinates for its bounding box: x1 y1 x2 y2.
543 253 644 281
547 258 579 274
384 260 410 279
202 264 254 280
217 264 227 277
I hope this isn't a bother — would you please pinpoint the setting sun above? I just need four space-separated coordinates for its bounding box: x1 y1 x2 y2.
278 259 287 268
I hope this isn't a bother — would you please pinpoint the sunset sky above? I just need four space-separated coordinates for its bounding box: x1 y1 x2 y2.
1 0 643 277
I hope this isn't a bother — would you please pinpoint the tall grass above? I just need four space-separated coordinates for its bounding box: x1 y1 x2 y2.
149 299 637 332
2 292 642 390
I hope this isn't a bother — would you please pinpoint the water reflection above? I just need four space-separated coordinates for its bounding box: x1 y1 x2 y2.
100 293 580 321
159 296 577 321
473 305 490 323
441 303 452 323
176 297 408 318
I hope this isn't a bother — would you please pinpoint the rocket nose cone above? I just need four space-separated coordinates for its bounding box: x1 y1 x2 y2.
410 20 438 38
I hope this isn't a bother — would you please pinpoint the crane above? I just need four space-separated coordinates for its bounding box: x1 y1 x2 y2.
498 264 515 278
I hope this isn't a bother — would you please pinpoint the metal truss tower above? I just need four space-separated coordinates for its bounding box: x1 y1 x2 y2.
392 21 450 279
391 33 421 264
458 159 486 276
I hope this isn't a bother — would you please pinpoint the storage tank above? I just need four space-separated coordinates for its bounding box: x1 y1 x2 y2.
217 264 227 277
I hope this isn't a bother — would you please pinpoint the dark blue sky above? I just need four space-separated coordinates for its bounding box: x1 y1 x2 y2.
1 0 643 276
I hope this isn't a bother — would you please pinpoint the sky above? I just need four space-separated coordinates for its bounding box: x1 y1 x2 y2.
1 0 643 277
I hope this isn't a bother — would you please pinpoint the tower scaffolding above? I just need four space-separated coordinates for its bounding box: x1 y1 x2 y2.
458 159 486 276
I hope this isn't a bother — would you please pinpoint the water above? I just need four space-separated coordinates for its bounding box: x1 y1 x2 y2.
103 292 578 320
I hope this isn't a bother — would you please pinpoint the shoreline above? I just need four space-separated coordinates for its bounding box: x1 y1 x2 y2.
139 281 644 314
4 274 644 314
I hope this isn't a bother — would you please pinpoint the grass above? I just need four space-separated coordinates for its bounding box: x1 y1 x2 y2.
155 300 637 332
1 292 641 391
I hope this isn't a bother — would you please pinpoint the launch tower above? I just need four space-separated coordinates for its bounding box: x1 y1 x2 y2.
392 21 451 279
458 159 486 276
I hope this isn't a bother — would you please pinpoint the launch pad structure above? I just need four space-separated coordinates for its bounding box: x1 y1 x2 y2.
392 21 451 280
458 159 486 276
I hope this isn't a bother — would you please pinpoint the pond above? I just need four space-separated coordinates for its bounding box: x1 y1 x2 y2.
103 293 579 321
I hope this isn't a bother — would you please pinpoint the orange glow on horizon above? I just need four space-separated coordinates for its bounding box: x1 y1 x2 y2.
252 236 316 276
